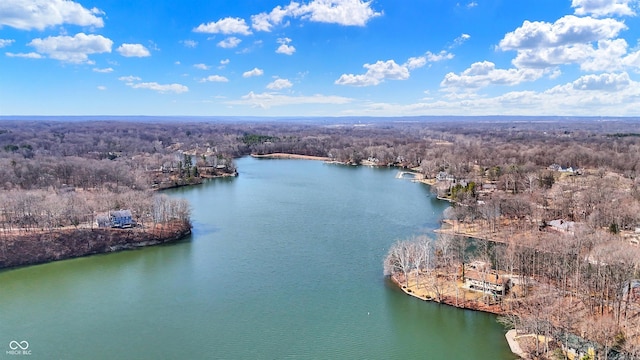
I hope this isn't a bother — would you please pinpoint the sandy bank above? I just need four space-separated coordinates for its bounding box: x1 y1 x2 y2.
505 330 528 359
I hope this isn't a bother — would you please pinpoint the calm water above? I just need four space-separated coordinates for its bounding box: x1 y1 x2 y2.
0 157 514 359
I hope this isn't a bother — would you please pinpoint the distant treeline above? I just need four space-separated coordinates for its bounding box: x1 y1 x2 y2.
0 117 638 228
607 133 640 138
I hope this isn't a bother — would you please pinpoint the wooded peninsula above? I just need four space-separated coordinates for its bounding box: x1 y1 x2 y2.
1 116 639 359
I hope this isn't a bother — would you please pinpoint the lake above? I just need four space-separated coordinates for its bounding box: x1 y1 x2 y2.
0 157 514 359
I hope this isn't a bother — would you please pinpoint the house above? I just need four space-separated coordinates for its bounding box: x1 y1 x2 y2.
436 171 455 182
548 163 581 175
548 163 563 172
626 228 640 245
96 214 110 228
623 280 640 303
481 183 497 191
461 261 510 296
109 210 134 228
548 219 576 234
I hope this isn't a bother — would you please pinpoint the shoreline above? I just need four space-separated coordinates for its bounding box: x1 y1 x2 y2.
250 153 331 161
154 172 238 191
388 273 505 315
389 273 528 358
0 222 192 270
389 194 530 358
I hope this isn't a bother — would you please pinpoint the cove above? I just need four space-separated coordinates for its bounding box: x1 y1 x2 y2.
0 157 513 359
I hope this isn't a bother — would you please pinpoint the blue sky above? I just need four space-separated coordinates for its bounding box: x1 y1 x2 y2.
2 0 640 116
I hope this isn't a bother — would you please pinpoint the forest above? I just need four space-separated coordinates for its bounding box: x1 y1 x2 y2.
1 116 640 358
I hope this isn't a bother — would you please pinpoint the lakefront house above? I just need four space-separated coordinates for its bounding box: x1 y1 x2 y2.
96 210 134 228
461 261 510 296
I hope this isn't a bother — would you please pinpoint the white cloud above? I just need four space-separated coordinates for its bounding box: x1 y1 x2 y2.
228 91 352 108
336 50 454 87
0 0 104 30
572 0 636 17
251 12 275 32
511 37 640 72
218 58 230 69
116 43 150 57
620 48 640 68
276 37 296 55
193 63 210 70
511 43 594 69
93 67 113 73
452 33 471 48
28 33 112 63
404 51 454 71
549 69 562 79
193 17 252 35
118 75 141 83
267 78 293 90
294 0 382 26
351 72 640 117
181 40 198 48
128 82 188 94
97 85 106 91
497 14 640 73
5 52 43 59
243 67 264 78
217 37 242 49
575 39 629 71
251 5 291 32
499 15 626 51
525 72 640 113
335 59 416 87
405 57 427 70
251 0 381 32
457 1 478 9
440 61 544 90
0 39 14 48
199 75 229 83
426 50 455 62
565 71 631 91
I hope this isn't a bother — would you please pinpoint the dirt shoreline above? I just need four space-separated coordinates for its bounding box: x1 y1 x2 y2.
0 222 192 270
388 273 505 314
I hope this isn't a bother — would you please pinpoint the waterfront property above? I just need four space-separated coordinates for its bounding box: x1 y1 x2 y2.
110 210 134 228
96 209 134 228
0 158 514 359
462 261 510 296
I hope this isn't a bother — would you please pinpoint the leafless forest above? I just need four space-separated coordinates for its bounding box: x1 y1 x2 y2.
2 116 640 358
1 116 639 236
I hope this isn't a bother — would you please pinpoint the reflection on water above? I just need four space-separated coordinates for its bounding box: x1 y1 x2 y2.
0 158 513 359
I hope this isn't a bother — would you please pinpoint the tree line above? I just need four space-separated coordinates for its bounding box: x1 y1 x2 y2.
385 230 640 358
2 117 640 357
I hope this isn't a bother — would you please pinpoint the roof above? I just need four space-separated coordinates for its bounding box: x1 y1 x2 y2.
463 268 509 286
548 219 575 232
111 209 132 218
